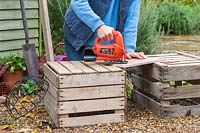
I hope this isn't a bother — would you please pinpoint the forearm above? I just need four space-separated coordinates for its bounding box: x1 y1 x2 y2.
123 0 141 52
71 0 104 31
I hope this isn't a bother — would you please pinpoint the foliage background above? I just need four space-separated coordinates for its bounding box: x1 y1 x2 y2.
47 0 200 54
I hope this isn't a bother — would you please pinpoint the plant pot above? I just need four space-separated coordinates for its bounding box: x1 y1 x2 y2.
2 69 25 91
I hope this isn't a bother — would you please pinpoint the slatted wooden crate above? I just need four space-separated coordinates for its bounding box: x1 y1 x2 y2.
43 61 126 127
132 52 200 118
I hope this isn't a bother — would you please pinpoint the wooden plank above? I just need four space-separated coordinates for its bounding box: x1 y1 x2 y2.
59 61 83 74
59 113 124 127
113 57 161 68
0 29 39 41
0 0 38 9
99 63 123 72
43 64 59 87
46 78 59 101
0 10 39 20
70 61 96 73
58 97 125 114
59 85 125 101
162 64 200 81
132 90 162 116
176 51 200 60
146 53 178 57
163 60 200 65
47 78 125 101
47 62 72 75
132 89 200 118
39 0 54 61
59 71 125 88
0 38 39 51
83 62 110 72
0 19 39 31
163 85 200 100
131 74 165 99
44 96 59 127
0 47 39 57
164 104 200 118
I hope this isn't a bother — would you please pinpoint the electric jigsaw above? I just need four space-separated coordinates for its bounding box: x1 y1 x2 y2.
83 30 127 64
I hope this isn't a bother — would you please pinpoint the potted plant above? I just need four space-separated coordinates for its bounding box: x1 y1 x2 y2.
0 54 27 90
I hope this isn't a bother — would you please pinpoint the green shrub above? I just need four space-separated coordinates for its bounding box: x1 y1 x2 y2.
48 0 71 45
157 2 200 35
136 1 164 54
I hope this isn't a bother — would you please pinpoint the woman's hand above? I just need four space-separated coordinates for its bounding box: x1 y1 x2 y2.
97 25 114 41
126 51 147 59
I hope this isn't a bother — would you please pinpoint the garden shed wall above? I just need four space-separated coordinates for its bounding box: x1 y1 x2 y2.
0 0 41 56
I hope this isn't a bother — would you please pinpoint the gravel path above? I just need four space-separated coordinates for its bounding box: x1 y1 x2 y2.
0 99 200 132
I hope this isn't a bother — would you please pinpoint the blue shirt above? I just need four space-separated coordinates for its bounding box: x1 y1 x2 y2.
71 0 140 52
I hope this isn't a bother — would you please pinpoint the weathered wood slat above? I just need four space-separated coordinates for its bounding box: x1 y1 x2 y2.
132 74 164 99
0 19 39 31
0 0 38 10
70 61 96 73
60 113 124 127
44 95 59 127
0 38 38 51
99 63 122 72
59 71 125 88
59 61 83 74
132 89 200 118
0 29 39 41
176 51 200 60
163 85 200 100
48 79 125 101
58 97 125 114
83 62 110 72
47 62 72 75
132 90 162 116
43 64 59 87
113 57 161 68
0 10 39 20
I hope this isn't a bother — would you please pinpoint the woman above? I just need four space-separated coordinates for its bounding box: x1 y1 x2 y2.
63 0 146 61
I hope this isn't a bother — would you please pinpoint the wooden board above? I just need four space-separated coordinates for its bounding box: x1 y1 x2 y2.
47 78 125 101
132 89 200 118
45 92 125 114
113 57 161 68
132 74 200 100
44 97 124 127
0 0 38 10
132 53 200 82
59 113 124 127
44 62 125 88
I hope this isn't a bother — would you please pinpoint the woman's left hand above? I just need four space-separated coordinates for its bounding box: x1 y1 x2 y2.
126 51 147 59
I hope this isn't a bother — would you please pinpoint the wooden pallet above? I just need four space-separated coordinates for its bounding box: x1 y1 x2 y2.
132 89 200 118
131 52 200 118
43 61 126 127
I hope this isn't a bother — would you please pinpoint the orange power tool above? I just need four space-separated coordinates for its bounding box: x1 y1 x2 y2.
83 31 127 64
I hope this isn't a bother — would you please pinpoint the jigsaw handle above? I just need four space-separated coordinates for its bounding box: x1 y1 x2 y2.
95 30 123 45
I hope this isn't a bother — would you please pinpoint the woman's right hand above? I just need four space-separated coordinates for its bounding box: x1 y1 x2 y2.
97 25 114 42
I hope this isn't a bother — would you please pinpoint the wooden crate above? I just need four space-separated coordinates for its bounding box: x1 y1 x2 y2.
132 52 200 118
43 61 126 127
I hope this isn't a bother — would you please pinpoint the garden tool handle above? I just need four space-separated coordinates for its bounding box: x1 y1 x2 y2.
20 0 29 46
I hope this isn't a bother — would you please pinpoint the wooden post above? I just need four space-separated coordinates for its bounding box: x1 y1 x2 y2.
39 0 54 61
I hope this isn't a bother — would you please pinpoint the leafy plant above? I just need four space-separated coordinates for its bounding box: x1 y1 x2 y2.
0 54 26 73
136 0 164 54
48 0 71 45
157 1 200 35
15 79 37 95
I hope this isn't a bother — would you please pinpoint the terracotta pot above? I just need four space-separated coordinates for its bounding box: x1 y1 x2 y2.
2 69 25 91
